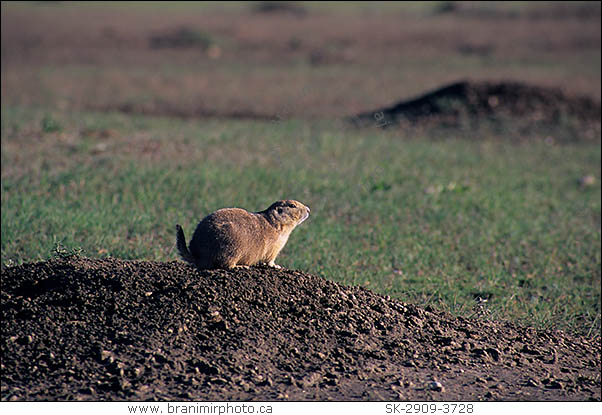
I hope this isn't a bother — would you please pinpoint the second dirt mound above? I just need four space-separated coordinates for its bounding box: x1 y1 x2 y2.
1 257 600 401
350 81 601 138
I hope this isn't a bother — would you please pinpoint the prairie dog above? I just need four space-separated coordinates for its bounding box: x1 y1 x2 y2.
176 200 310 269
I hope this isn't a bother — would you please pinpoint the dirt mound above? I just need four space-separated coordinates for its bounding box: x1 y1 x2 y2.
252 2 307 17
149 27 214 50
1 257 600 401
350 81 601 136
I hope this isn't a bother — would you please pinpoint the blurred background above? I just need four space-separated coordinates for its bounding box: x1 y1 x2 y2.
2 1 601 117
1 1 600 336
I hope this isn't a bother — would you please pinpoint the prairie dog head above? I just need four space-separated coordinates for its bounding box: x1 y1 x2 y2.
263 200 310 229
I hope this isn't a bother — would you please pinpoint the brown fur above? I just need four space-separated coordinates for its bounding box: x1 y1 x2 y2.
176 200 310 269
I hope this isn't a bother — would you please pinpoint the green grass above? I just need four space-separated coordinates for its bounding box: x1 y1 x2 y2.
1 107 600 337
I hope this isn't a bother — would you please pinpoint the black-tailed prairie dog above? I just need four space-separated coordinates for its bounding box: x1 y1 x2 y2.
176 200 310 269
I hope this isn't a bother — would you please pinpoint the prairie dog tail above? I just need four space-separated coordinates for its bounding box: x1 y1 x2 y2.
176 224 196 265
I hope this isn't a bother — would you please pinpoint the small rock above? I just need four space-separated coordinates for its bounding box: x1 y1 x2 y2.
428 381 445 392
99 350 113 362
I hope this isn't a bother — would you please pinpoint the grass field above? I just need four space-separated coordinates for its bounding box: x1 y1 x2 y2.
2 107 600 336
1 1 600 337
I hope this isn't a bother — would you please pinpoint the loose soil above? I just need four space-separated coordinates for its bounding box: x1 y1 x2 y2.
350 81 601 135
2 257 600 401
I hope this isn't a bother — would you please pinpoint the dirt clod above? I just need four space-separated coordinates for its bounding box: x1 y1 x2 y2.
1 257 600 401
